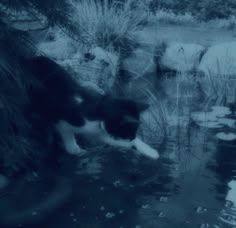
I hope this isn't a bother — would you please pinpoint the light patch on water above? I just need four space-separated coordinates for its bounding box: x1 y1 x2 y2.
197 122 223 129
105 212 115 219
77 156 103 175
219 180 236 226
0 174 9 189
226 180 236 207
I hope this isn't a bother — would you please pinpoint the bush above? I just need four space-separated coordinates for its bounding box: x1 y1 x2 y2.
208 16 236 30
149 0 236 21
151 9 197 25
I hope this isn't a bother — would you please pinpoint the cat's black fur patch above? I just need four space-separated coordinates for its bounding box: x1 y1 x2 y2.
24 56 148 142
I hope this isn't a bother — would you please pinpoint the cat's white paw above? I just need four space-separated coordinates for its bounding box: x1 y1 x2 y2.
133 138 159 159
65 143 86 155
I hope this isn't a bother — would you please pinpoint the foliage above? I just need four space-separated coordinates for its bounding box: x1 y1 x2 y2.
208 16 236 30
149 0 236 21
0 0 79 175
151 9 196 25
0 0 77 30
0 16 37 175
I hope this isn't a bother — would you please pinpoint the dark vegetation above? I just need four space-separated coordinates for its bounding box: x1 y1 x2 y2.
0 0 81 176
149 0 236 20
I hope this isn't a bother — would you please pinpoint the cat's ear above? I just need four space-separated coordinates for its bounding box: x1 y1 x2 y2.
136 101 149 112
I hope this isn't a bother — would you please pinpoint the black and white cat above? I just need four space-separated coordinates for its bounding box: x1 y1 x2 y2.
25 56 159 159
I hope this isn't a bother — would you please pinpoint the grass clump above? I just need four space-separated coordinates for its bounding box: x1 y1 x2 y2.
72 0 145 53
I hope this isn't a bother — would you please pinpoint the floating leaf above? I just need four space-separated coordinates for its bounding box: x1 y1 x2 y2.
218 118 236 128
216 132 236 141
191 112 217 122
198 122 223 129
211 106 232 117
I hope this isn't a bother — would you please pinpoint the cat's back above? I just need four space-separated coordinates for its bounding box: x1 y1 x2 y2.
26 56 79 96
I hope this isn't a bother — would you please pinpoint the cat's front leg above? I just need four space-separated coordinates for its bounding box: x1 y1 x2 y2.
64 136 85 155
55 120 85 155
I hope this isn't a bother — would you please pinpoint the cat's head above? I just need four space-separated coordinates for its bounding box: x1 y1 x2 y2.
101 97 148 141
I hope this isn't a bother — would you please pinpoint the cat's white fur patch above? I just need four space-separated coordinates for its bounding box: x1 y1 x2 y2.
74 120 101 135
133 138 159 159
101 135 134 148
55 120 83 155
56 120 159 160
56 119 103 154
102 135 159 159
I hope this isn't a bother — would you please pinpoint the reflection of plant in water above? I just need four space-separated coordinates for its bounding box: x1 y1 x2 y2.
139 88 167 147
138 70 202 144
76 154 103 176
200 68 229 107
136 69 213 175
198 47 236 109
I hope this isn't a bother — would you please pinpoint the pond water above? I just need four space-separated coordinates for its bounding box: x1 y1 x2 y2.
0 76 236 228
